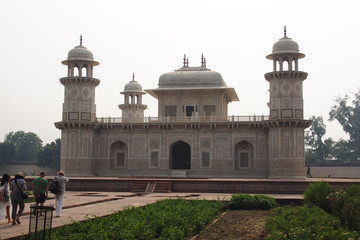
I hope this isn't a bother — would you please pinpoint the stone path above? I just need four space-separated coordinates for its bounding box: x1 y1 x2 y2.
0 192 302 239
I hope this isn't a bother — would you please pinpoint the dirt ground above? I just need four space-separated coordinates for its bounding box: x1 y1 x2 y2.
194 210 270 240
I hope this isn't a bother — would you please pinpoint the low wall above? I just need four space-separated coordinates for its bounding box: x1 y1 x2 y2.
16 177 360 194
0 165 57 177
309 166 360 178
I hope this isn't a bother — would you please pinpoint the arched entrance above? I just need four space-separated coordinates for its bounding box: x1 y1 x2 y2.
170 141 191 169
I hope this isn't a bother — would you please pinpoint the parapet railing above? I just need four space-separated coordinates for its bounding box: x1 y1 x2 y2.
97 115 269 124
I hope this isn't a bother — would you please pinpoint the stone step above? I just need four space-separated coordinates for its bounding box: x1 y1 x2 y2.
131 182 149 192
153 182 172 193
170 170 188 178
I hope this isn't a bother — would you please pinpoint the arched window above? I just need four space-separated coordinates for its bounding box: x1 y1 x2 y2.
110 141 127 168
82 66 88 77
74 66 80 77
234 141 253 169
283 57 289 71
276 60 281 72
292 59 297 71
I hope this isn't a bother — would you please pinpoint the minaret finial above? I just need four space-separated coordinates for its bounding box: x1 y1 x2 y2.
183 54 186 67
204 58 206 67
284 25 287 37
132 73 135 81
80 35 83 45
201 54 204 67
186 58 189 67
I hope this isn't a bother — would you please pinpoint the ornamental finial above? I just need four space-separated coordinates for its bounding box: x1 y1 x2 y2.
183 54 186 67
201 54 204 67
80 35 83 45
132 73 135 81
284 25 287 37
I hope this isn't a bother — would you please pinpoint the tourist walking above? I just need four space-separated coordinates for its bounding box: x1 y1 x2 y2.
307 166 312 178
54 170 69 217
0 174 12 223
32 171 48 215
10 172 27 225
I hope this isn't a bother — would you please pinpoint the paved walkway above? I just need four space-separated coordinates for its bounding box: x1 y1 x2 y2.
0 191 302 239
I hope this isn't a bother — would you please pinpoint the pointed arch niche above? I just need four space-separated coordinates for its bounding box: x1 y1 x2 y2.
234 141 253 169
110 141 127 168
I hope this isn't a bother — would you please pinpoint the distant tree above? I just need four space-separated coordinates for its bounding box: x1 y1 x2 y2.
38 138 60 168
331 139 354 163
329 91 360 160
0 142 16 165
305 116 333 161
4 131 43 162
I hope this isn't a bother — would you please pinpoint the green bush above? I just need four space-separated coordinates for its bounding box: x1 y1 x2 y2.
50 199 225 240
327 184 360 231
265 205 360 240
304 181 334 212
230 193 276 210
341 195 360 231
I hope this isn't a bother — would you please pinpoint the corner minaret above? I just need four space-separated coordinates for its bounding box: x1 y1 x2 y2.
55 36 100 176
60 36 100 123
265 26 307 119
264 27 311 178
119 73 147 122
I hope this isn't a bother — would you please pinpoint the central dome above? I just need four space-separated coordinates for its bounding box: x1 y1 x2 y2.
159 66 227 89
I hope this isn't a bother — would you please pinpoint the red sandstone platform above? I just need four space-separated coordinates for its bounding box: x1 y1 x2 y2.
23 177 360 194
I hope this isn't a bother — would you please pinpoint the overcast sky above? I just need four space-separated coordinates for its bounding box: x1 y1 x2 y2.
0 0 359 144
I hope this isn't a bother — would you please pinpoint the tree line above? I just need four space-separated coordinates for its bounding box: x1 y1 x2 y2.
0 131 60 168
306 91 360 163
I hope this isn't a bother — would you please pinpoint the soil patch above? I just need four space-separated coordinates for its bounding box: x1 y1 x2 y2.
194 210 270 240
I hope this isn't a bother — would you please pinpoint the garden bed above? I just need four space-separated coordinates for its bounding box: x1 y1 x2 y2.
48 199 226 240
195 210 269 240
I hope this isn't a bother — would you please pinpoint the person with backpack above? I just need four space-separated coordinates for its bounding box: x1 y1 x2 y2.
0 173 12 223
53 170 69 217
32 171 48 215
10 172 27 225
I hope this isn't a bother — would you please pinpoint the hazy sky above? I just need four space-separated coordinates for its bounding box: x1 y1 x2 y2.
0 0 359 144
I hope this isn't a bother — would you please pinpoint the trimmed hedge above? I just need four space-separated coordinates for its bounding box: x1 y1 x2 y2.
229 193 277 210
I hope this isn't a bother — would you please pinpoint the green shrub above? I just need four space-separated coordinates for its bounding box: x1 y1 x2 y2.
327 184 360 231
230 193 276 210
265 205 360 240
304 181 334 212
341 195 360 231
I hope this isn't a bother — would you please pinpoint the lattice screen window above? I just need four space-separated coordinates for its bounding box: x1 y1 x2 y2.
203 105 216 116
240 152 249 168
165 105 177 116
116 152 126 167
202 152 210 168
151 151 159 168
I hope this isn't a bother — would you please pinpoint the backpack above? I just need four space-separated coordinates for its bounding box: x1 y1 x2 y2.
1 183 9 202
49 177 59 194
